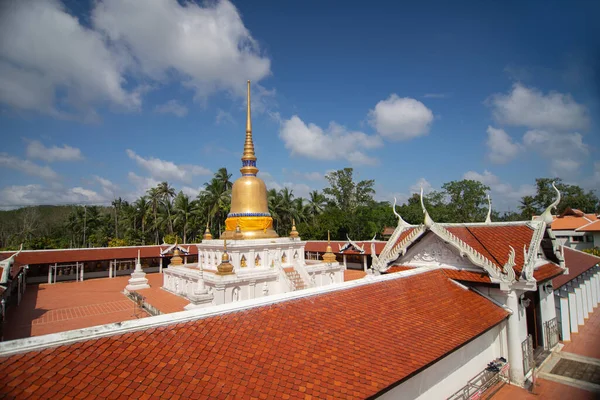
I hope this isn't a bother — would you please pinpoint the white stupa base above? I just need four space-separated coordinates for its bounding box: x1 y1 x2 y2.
126 271 150 291
184 290 214 310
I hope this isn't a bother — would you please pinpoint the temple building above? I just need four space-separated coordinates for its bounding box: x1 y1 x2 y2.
536 207 600 250
162 81 344 308
370 187 570 385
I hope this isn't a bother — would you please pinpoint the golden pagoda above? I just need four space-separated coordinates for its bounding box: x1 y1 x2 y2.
221 81 279 240
322 231 337 264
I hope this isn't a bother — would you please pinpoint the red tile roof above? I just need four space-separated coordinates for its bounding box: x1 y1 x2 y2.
533 263 565 283
576 220 600 232
553 248 600 289
0 270 508 399
0 245 198 270
304 241 386 255
446 225 535 276
386 265 415 273
442 269 492 283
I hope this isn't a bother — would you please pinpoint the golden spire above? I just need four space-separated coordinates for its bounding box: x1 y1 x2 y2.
240 80 258 176
322 230 337 263
170 248 183 266
290 218 299 238
203 222 213 240
216 238 234 275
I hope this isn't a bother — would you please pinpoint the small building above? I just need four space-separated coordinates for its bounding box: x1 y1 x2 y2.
537 207 599 250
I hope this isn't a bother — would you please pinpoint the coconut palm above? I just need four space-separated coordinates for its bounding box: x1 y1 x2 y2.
173 192 197 243
147 187 161 244
156 182 176 234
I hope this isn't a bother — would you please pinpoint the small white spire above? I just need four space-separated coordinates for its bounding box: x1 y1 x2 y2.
420 187 434 228
541 182 561 225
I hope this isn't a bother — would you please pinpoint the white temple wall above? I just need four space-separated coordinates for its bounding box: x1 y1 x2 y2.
538 283 557 347
378 322 506 400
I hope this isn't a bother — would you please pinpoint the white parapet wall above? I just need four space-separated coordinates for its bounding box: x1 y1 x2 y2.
378 322 507 400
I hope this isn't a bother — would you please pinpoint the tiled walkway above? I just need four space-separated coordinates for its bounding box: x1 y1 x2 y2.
3 275 149 340
491 302 600 399
132 273 189 314
344 269 366 281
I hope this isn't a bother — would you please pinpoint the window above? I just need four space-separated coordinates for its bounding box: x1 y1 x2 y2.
571 236 581 243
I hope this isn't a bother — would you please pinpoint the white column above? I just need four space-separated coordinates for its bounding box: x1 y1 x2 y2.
591 275 598 308
53 263 57 284
363 255 367 272
159 257 163 273
585 277 594 312
575 286 585 325
343 254 347 268
109 261 113 278
596 272 600 303
579 280 590 319
48 265 52 284
559 296 571 341
568 291 578 333
506 291 526 386
80 262 84 281
597 272 600 302
184 256 188 264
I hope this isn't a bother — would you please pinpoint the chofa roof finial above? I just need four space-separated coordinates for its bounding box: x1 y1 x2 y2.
485 194 492 224
541 182 561 225
420 187 434 228
392 197 408 226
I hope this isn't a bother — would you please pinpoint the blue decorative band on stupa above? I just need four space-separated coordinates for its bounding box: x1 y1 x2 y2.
228 212 271 218
242 160 256 167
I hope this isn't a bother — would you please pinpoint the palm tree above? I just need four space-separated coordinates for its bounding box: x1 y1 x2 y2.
134 196 150 244
307 190 326 220
200 175 231 235
519 196 538 219
111 198 123 239
157 182 176 234
214 167 233 192
147 187 161 244
173 192 197 243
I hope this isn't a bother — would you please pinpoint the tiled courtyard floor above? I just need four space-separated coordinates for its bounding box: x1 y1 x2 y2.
344 269 367 281
133 273 189 314
3 275 149 340
491 302 600 399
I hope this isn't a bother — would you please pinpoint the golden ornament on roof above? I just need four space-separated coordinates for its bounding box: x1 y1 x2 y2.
221 80 278 240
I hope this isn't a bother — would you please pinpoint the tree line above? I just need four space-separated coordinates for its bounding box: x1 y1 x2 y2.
0 169 598 251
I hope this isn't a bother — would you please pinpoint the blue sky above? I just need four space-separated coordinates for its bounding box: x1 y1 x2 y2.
0 0 598 212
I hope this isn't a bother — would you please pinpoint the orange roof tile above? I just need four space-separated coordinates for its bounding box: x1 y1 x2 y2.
0 270 508 399
442 269 492 283
386 265 415 273
533 263 564 283
446 225 534 276
551 216 593 230
553 248 600 289
576 220 600 232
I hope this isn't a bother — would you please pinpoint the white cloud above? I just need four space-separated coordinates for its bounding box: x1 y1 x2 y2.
92 0 270 101
463 170 535 210
487 83 589 131
0 0 140 118
181 186 203 198
290 171 324 181
486 126 522 164
126 149 211 183
0 0 270 117
25 140 83 162
522 130 588 175
0 153 59 181
93 175 118 197
154 100 188 117
409 178 433 195
0 184 107 207
279 116 382 165
215 109 235 125
368 95 433 140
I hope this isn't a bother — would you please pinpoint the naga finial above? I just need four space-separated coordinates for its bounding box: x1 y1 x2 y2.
393 197 408 226
420 187 434 228
541 182 561 225
485 194 492 224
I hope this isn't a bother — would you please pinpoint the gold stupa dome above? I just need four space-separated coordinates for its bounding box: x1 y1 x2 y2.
221 81 278 240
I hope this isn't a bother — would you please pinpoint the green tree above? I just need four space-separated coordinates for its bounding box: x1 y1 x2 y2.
323 168 375 213
441 180 490 223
